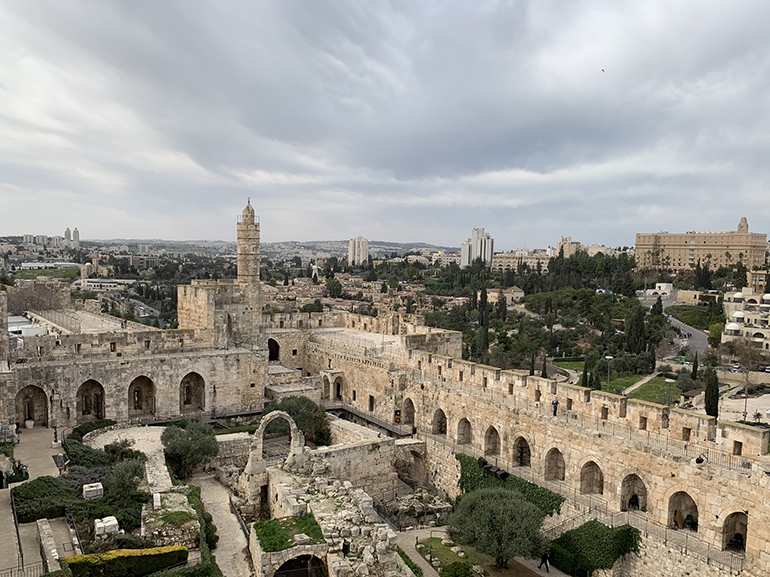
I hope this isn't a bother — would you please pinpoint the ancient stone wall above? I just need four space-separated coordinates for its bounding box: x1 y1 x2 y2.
264 330 310 373
210 432 252 469
314 438 398 501
329 415 380 445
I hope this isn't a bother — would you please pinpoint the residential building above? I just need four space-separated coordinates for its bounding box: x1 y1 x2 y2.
348 236 369 266
460 228 494 267
636 217 766 271
491 248 554 274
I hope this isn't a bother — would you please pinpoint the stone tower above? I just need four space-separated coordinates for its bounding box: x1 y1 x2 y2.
738 216 749 233
237 200 263 339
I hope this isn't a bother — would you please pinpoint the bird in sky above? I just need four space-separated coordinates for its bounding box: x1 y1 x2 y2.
601 69 605 73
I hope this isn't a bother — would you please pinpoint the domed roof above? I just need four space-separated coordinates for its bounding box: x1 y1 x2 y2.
734 292 744 299
726 323 741 331
733 311 745 318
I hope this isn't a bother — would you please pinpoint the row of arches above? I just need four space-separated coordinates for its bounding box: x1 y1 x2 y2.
13 372 207 427
411 401 747 551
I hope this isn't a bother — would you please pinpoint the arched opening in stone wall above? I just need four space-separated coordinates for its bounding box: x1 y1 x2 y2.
128 376 155 418
403 398 415 425
580 461 604 495
322 377 330 400
620 474 647 512
512 436 531 467
456 418 472 445
274 555 328 577
668 491 698 531
484 426 500 456
15 385 48 427
268 338 280 362
544 448 565 481
334 377 343 401
76 380 105 425
432 409 447 435
722 512 748 551
180 372 205 413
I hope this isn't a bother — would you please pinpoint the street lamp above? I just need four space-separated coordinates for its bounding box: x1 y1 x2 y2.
605 356 613 392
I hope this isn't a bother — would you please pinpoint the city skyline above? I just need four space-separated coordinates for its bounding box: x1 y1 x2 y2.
2 2 770 247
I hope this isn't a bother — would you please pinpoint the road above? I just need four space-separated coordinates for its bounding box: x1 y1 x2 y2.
662 300 709 356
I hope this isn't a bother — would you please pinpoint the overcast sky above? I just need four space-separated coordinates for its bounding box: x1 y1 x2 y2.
2 1 769 250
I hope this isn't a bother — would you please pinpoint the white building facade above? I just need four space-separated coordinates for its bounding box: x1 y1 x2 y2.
348 236 369 266
460 228 494 267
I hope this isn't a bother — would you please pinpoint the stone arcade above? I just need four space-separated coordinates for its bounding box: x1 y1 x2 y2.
2 203 770 576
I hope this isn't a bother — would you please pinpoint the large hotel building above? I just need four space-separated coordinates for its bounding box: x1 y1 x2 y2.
635 217 766 271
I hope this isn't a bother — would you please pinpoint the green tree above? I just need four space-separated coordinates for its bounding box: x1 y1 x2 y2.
704 366 719 418
448 488 547 569
708 322 723 348
691 352 699 380
103 459 145 507
495 293 507 322
529 351 535 376
389 275 400 291
625 307 646 354
591 370 601 391
580 363 588 387
326 278 342 298
161 422 219 479
650 296 663 316
541 357 548 378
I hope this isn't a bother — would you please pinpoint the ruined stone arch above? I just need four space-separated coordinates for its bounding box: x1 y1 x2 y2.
512 436 531 467
273 554 328 577
180 372 205 413
667 490 698 531
432 409 447 435
456 418 472 445
402 398 415 425
544 447 565 481
76 380 105 425
244 410 306 476
620 473 647 512
580 460 604 495
721 510 748 551
128 375 155 418
268 338 280 362
484 425 500 456
15 385 48 427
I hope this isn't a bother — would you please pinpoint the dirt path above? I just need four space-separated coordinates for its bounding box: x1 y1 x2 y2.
190 473 252 577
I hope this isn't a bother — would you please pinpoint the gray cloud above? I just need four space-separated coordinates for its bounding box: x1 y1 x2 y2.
1 1 769 249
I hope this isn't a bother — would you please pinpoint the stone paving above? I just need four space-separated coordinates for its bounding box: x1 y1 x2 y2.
0 489 19 570
190 473 252 577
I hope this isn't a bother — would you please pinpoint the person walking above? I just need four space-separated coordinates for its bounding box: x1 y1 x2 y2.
538 551 550 572
552 396 559 417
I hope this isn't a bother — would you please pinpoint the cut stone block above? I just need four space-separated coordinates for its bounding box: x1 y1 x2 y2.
294 533 311 545
102 516 119 534
82 483 103 500
153 492 162 510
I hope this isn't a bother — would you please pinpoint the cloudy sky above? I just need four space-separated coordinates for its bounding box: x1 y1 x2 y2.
2 1 769 250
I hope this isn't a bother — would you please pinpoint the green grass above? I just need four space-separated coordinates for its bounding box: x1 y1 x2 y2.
554 361 585 371
628 377 682 405
161 511 196 526
12 268 79 280
597 373 649 394
418 537 487 568
667 305 723 331
214 425 257 436
253 514 324 552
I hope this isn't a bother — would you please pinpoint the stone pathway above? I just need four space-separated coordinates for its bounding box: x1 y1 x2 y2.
624 372 659 395
0 489 19 570
190 473 252 577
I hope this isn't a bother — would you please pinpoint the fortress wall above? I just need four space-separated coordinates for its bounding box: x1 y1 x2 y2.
314 437 397 501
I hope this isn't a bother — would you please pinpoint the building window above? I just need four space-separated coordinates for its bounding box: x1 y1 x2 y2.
109 342 116 352
298 320 303 328
733 441 743 456
438 365 442 377
566 398 573 411
601 407 609 420
179 339 184 348
682 427 692 442
144 340 151 350
352 390 357 401
459 371 463 382
292 349 298 356
76 343 82 354
279 320 284 328
482 377 488 389
369 395 375 411
639 416 647 430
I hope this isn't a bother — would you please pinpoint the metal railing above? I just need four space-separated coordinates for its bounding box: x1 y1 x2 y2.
0 563 45 577
230 494 251 544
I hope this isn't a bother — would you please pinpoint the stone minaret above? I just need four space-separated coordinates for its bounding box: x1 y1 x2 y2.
237 200 262 340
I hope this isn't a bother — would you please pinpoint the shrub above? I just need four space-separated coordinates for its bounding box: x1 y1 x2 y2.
442 563 473 577
552 520 640 576
66 545 188 577
162 422 218 480
202 512 219 550
103 460 145 500
0 442 13 459
58 465 111 491
69 420 117 443
87 534 156 554
64 440 113 468
12 476 77 522
161 511 196 526
397 548 423 577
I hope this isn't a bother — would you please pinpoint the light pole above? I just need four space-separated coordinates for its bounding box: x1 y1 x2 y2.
605 355 613 392
665 378 675 406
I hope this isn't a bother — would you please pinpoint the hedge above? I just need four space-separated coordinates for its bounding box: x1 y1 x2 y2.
12 476 78 522
69 420 117 442
455 453 564 516
397 548 423 577
67 546 188 577
551 520 640 575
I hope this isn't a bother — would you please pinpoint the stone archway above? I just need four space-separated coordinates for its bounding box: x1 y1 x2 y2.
244 411 306 478
15 385 48 427
273 555 328 577
513 436 531 467
722 511 748 551
180 372 205 413
484 426 500 456
457 418 472 445
544 448 565 481
669 491 698 531
128 376 155 418
620 473 647 512
76 380 105 425
268 338 280 362
403 398 415 425
334 377 343 401
580 461 604 495
432 409 447 435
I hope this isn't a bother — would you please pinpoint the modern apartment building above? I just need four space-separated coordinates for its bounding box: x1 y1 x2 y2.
460 228 494 267
636 217 766 271
347 236 369 266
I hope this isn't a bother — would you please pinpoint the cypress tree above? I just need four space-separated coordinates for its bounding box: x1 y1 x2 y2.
704 366 719 418
581 363 588 387
541 357 548 378
591 371 601 391
529 351 535 376
691 352 699 380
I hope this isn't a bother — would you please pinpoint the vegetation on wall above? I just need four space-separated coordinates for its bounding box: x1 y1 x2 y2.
550 520 640 576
